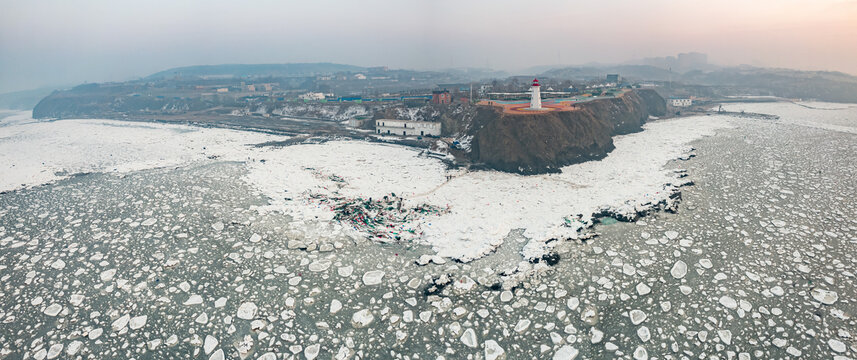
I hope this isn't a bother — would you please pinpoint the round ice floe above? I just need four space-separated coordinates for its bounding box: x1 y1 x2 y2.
553 345 579 360
249 233 262 243
141 218 157 226
208 349 224 360
633 346 648 360
828 339 846 353
184 294 203 305
636 283 651 296
129 315 147 330
50 259 66 270
718 329 732 345
664 231 679 240
99 269 117 282
590 328 604 344
629 310 647 325
308 259 331 272
811 288 838 304
88 328 103 340
500 291 513 302
212 222 224 231
43 303 62 317
66 340 82 356
719 296 738 309
337 266 353 277
112 314 130 331
362 270 384 285
670 260 688 279
330 299 342 314
351 309 374 328
304 344 320 360
69 294 84 307
236 302 258 320
46 344 63 359
204 335 218 355
461 328 478 348
484 340 505 360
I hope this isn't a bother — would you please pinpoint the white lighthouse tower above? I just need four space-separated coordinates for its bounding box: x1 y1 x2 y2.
529 78 542 110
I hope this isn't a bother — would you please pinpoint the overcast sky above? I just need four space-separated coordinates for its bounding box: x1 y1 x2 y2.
1 0 856 93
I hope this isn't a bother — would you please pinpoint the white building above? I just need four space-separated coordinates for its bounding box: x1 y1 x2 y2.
670 98 692 107
299 92 326 101
375 119 441 137
530 78 542 110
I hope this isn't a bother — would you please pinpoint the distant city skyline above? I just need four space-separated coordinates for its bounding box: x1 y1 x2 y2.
2 0 856 93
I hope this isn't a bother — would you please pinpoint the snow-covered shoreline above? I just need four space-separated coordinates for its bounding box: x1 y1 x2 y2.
1 109 738 263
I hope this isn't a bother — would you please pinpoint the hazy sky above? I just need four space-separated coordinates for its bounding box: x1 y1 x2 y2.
1 0 856 93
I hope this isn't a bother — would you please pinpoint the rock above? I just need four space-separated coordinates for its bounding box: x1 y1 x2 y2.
552 345 578 360
484 340 505 360
362 270 384 285
351 309 374 328
670 260 687 279
237 302 258 320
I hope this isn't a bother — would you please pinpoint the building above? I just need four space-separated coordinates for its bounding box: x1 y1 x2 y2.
606 74 620 83
299 92 326 101
354 73 367 80
431 90 451 104
375 119 441 137
670 98 692 107
529 78 542 110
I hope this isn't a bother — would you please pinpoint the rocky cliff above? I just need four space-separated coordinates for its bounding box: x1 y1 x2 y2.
468 89 666 174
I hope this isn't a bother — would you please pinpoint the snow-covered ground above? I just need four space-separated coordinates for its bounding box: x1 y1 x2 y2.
0 112 279 192
1 110 735 262
244 116 735 262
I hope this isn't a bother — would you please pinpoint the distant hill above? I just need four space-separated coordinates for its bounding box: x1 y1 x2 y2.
145 63 367 79
0 87 63 110
540 65 674 81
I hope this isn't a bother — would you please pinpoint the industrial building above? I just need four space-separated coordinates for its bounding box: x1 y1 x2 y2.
376 119 441 136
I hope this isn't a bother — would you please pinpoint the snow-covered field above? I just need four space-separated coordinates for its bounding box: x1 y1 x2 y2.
1 110 734 262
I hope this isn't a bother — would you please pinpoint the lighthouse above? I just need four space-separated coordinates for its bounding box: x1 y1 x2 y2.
529 78 542 110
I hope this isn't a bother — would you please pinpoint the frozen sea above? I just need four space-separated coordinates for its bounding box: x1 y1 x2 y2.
1 103 856 359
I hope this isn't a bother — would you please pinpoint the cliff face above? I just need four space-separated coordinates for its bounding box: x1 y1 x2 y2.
468 89 665 174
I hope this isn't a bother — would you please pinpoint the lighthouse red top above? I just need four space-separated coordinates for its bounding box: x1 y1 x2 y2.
532 78 540 87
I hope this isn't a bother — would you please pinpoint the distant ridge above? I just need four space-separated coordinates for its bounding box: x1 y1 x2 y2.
145 63 366 79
